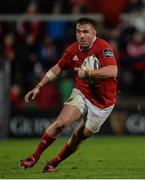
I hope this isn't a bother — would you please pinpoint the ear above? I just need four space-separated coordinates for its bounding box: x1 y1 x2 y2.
93 29 97 35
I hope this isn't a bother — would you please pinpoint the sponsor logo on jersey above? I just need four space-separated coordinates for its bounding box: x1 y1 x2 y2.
72 55 79 61
103 49 114 57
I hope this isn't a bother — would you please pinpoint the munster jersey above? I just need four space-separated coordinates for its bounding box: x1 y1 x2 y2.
58 37 117 109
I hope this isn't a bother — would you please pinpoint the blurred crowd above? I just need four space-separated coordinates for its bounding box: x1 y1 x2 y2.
0 0 145 112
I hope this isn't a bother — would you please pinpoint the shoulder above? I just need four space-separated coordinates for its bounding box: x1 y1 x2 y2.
95 37 112 48
65 42 78 53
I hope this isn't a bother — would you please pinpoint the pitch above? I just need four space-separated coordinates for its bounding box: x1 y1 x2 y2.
0 136 145 179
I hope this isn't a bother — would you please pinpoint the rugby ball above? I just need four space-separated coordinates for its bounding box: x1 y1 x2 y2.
82 55 101 70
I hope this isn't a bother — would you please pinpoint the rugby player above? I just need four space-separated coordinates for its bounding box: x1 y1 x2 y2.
19 17 118 173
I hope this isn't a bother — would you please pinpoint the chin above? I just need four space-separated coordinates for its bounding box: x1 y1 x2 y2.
80 44 90 49
80 44 88 48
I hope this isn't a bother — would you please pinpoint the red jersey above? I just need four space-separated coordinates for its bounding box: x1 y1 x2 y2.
58 37 117 109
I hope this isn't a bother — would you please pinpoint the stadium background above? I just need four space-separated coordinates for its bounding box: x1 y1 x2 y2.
0 0 145 138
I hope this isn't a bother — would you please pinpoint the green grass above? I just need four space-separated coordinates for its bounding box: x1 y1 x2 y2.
0 136 145 179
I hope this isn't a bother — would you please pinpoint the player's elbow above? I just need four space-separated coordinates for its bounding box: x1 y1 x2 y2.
114 68 118 78
110 65 118 78
112 70 118 78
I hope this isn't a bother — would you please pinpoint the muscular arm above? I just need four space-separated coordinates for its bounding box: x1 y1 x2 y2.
89 65 118 78
78 65 118 79
38 64 62 87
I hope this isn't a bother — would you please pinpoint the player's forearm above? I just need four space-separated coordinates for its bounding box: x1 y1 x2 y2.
89 65 118 79
36 64 62 89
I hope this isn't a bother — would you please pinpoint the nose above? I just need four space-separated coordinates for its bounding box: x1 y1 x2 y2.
80 32 85 39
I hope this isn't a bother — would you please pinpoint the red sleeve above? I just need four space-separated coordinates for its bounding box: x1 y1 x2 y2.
58 47 74 70
97 40 117 66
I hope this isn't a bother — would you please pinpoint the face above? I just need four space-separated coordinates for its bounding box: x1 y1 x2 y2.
76 23 96 48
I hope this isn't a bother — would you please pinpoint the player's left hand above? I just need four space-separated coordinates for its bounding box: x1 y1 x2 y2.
78 68 89 79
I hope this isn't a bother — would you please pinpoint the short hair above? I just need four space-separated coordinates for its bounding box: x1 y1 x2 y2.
76 17 97 30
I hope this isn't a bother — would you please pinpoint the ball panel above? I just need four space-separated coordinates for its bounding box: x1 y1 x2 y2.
81 55 101 85
82 55 100 70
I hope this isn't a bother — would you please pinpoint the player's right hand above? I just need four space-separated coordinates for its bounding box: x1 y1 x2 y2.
25 88 40 103
78 67 89 79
